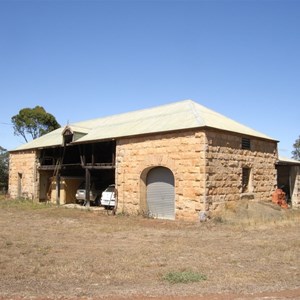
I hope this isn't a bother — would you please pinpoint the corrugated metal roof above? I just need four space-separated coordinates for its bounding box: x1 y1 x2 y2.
278 156 300 165
11 99 277 151
12 127 65 151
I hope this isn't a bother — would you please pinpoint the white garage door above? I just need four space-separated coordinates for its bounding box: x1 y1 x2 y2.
146 167 175 220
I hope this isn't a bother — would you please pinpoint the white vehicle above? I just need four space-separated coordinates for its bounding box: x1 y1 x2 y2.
100 184 116 209
75 181 103 206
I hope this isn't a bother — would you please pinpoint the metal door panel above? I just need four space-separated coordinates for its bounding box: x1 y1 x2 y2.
146 167 175 220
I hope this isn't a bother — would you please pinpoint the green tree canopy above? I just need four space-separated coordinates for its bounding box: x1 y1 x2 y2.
0 146 8 191
292 135 300 160
11 106 60 142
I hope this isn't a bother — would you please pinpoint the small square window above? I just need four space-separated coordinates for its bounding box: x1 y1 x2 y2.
242 138 251 150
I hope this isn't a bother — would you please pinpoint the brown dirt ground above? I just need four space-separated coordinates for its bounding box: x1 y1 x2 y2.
0 199 300 300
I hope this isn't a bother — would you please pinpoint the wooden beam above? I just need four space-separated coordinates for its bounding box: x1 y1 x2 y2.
84 165 115 170
56 173 60 206
92 143 95 166
85 168 90 207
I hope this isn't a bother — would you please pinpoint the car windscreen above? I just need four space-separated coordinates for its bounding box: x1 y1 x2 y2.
105 186 115 193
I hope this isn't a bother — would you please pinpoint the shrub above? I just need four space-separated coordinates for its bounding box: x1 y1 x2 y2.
162 271 207 284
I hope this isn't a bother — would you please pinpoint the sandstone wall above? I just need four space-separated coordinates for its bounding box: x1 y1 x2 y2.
9 150 39 200
116 129 278 221
8 129 279 220
291 166 300 208
205 130 278 211
116 130 206 220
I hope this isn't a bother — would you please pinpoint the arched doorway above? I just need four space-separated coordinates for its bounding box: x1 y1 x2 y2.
146 167 175 220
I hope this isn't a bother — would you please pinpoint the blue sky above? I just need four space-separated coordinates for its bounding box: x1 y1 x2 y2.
0 0 299 158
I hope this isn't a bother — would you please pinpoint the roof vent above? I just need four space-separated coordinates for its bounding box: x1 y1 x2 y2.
242 137 251 150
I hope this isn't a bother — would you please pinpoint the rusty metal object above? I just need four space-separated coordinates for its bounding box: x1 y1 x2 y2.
272 189 288 209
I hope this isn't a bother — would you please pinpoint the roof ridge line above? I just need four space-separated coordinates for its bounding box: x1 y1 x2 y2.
188 101 204 126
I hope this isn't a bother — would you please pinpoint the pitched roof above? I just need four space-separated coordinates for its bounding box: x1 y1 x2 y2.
11 99 277 151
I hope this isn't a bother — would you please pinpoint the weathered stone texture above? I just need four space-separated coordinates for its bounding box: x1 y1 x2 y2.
205 130 277 210
8 128 279 221
8 150 39 200
116 129 278 221
291 166 300 208
116 130 206 220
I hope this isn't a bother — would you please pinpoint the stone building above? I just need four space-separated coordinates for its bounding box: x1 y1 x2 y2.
8 100 300 221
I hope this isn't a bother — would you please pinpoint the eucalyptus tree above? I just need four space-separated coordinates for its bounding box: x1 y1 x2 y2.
11 106 60 142
292 135 300 160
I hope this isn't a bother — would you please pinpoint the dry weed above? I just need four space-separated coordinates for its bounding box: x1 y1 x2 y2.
0 199 299 299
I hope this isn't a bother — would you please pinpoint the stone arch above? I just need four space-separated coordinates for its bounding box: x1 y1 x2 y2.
139 155 176 215
140 165 175 219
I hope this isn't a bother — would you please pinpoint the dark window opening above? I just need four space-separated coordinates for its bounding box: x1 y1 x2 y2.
242 167 251 193
242 138 251 150
17 173 22 198
63 129 73 144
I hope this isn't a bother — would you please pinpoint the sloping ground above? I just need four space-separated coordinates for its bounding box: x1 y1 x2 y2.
0 199 299 300
212 199 297 225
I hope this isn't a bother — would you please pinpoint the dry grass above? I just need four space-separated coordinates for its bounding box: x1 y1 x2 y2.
212 199 300 227
0 197 300 299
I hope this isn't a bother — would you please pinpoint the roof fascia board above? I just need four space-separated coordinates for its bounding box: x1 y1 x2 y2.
203 126 279 143
71 126 277 146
